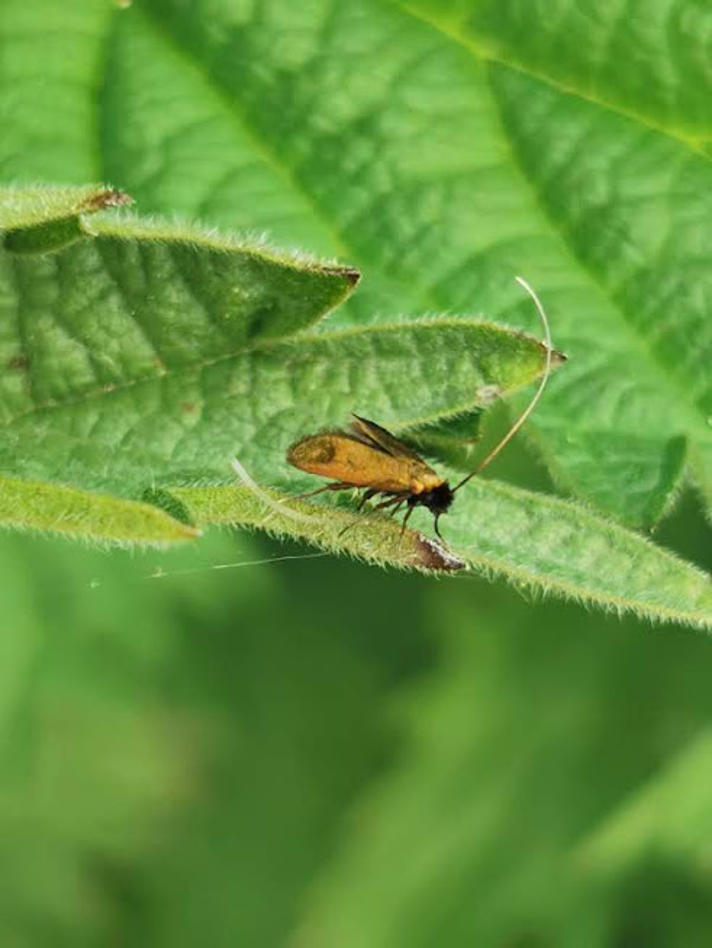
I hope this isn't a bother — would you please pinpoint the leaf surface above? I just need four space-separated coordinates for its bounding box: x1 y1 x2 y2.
0 1 710 618
0 187 561 554
170 473 712 629
65 0 708 526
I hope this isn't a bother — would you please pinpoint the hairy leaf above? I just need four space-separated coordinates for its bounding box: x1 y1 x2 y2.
28 0 702 527
0 474 197 545
169 473 712 629
0 3 710 620
0 185 558 547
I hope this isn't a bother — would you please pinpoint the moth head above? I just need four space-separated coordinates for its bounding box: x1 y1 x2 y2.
420 482 454 516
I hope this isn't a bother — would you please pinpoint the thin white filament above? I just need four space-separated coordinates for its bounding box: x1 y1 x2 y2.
88 551 328 587
453 275 554 492
231 457 325 524
146 551 327 580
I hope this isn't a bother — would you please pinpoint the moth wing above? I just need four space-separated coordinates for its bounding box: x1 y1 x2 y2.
350 415 427 462
287 431 414 491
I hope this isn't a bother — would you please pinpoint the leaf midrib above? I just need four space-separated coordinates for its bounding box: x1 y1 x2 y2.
394 0 711 159
121 5 354 267
1 318 511 426
126 2 447 317
392 2 712 457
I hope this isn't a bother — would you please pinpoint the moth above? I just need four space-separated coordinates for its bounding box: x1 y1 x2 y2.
285 278 563 542
287 414 455 539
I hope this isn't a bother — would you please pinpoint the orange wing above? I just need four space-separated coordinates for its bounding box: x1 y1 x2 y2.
287 429 444 494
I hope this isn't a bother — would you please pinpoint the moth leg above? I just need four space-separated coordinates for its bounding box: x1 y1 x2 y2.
399 503 416 537
338 494 398 538
372 494 405 511
388 499 407 518
292 481 351 501
355 488 378 513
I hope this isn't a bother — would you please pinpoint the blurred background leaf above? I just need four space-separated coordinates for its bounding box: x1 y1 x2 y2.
0 0 711 945
0 520 710 946
294 575 712 948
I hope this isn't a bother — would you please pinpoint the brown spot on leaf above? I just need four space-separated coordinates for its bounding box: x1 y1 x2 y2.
476 383 500 404
82 188 133 212
7 354 29 370
414 534 466 572
181 402 197 414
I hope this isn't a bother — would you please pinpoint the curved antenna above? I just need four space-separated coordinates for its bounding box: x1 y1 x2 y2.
231 457 325 524
453 276 553 493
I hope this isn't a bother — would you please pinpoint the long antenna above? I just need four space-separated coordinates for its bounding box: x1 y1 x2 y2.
231 457 324 524
453 276 554 493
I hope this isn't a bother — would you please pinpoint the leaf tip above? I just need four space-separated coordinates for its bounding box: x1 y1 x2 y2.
81 188 134 213
323 265 361 287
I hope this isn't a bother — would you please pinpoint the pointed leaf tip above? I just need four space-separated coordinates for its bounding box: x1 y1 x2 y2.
323 265 361 286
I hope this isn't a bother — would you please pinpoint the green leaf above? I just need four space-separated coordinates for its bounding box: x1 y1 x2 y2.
2 309 545 489
0 473 197 545
165 485 467 574
0 183 360 534
403 0 712 149
445 475 712 629
0 186 358 403
577 729 712 876
0 183 131 233
0 185 563 564
17 0 701 527
168 470 712 629
488 63 712 519
0 185 556 491
0 2 710 622
394 0 712 521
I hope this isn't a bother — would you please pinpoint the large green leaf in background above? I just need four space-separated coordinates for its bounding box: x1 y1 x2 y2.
1 188 709 625
94 0 711 527
0 1 710 624
2 0 711 529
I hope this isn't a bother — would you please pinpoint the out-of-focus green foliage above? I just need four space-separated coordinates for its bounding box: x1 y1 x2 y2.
0 0 711 944
0 499 710 947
